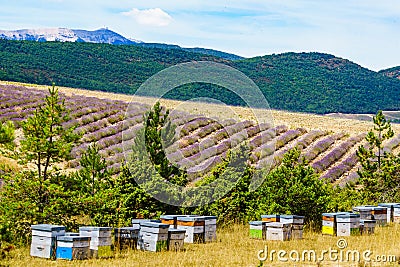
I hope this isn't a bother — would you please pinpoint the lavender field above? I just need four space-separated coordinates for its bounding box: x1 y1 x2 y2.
2 84 400 185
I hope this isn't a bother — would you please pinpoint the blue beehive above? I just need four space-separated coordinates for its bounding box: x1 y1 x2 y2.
56 236 91 260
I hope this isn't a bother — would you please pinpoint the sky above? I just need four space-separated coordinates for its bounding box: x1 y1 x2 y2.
0 0 399 71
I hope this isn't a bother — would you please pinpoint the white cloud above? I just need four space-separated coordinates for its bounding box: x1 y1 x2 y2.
122 8 173 27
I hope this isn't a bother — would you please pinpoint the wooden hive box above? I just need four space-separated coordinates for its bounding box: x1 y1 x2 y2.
114 226 140 250
266 222 291 241
360 219 376 235
168 229 186 251
378 203 400 223
200 216 217 243
138 222 169 252
249 221 266 239
160 215 183 229
177 216 205 243
336 213 361 236
322 212 349 236
353 206 374 220
280 215 305 225
56 236 91 260
79 227 112 258
30 224 66 259
371 207 388 226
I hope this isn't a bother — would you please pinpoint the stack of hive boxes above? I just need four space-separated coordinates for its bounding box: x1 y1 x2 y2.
322 212 348 236
203 216 217 242
79 227 113 258
56 235 91 260
336 213 361 236
167 228 186 251
378 203 400 223
114 226 140 250
249 221 266 239
137 222 169 252
360 219 376 235
177 216 205 244
353 206 387 226
266 222 292 241
30 224 66 259
280 215 305 240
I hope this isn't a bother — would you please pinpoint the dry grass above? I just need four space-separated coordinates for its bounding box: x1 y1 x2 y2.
3 224 400 267
2 80 398 135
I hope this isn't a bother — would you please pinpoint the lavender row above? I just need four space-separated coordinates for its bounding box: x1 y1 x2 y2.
302 132 346 162
312 134 364 173
249 125 288 149
179 117 215 137
271 129 327 168
167 120 255 165
251 128 304 163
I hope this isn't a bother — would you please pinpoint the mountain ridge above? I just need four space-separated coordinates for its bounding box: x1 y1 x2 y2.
0 27 243 60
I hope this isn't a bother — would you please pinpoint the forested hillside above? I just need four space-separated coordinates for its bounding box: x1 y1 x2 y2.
1 40 400 114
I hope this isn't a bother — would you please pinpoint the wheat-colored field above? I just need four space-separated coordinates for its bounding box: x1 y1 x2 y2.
2 81 396 135
3 224 400 267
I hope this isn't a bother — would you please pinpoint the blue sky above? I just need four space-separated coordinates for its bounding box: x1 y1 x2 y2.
0 0 399 71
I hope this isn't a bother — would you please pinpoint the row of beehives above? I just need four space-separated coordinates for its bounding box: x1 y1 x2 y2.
30 215 217 260
249 215 305 241
322 203 400 237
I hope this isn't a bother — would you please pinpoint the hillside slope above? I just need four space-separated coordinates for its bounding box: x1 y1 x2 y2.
1 40 400 114
2 83 400 186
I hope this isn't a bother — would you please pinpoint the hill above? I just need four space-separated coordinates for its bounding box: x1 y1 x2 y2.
1 39 400 114
2 82 400 187
380 66 400 80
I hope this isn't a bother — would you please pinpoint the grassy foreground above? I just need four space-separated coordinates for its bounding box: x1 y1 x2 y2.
3 224 400 267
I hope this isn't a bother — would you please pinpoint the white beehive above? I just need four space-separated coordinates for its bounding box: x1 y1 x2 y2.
30 224 65 259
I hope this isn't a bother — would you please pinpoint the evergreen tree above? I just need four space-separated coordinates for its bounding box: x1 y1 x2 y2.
356 110 399 202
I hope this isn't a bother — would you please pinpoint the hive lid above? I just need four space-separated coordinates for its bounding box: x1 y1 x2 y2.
336 213 360 218
115 226 140 231
261 215 280 218
160 215 182 220
280 215 305 219
79 226 112 231
139 222 170 228
177 216 205 222
57 236 91 242
168 229 186 234
31 224 65 232
378 203 400 207
249 221 264 226
65 232 80 236
322 212 349 217
266 222 291 228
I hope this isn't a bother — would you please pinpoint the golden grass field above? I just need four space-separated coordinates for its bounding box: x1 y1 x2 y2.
2 80 399 135
3 223 400 267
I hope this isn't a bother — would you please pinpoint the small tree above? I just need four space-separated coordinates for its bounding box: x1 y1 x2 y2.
356 110 399 202
256 148 332 228
75 143 111 196
19 84 80 214
143 102 187 186
0 121 15 148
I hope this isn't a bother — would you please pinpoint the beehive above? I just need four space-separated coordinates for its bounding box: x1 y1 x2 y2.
261 215 280 222
160 215 182 229
56 236 91 260
322 212 349 236
79 227 112 258
202 216 217 243
249 221 266 239
30 224 66 259
371 206 388 226
138 222 169 252
353 206 375 220
114 226 140 250
378 203 400 223
360 219 376 235
168 229 186 251
266 222 291 241
336 213 361 236
280 215 305 225
177 216 205 244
